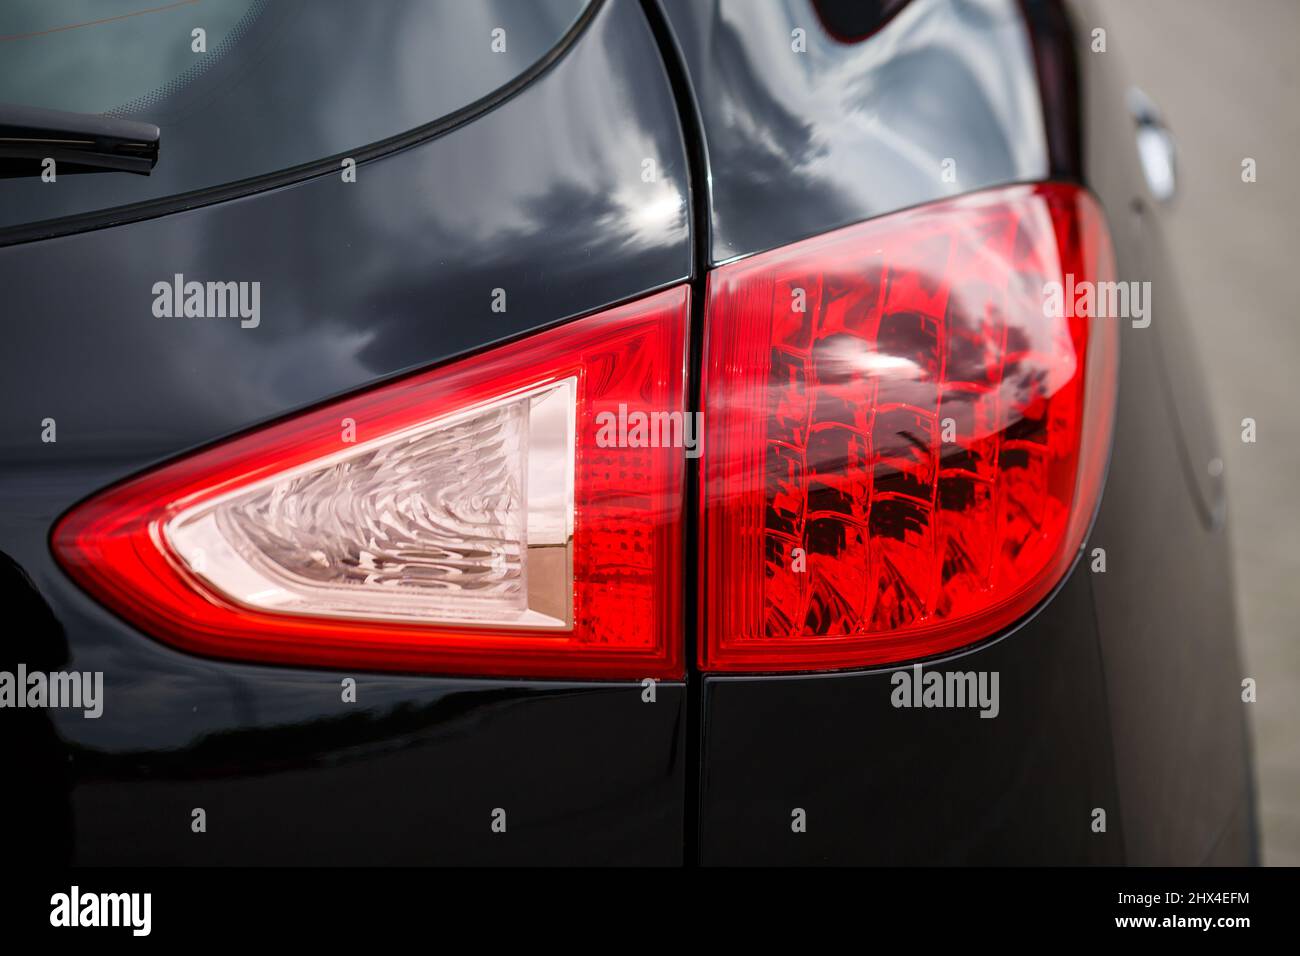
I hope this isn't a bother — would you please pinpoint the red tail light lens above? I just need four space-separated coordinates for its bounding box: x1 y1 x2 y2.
55 187 1115 679
701 183 1117 672
53 287 689 679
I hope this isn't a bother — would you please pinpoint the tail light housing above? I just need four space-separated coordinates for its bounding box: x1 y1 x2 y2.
700 183 1117 672
53 287 689 679
55 185 1116 680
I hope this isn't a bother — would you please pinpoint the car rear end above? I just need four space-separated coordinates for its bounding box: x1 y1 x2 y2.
0 0 1254 867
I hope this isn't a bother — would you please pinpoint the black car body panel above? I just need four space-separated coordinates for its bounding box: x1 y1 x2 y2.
1 0 690 865
659 0 1251 864
0 0 1253 866
656 0 1050 263
698 563 1127 865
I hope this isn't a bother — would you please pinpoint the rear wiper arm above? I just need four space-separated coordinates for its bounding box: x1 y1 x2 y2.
0 103 159 174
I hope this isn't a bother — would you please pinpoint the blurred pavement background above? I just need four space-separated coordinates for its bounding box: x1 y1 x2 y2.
1091 0 1300 864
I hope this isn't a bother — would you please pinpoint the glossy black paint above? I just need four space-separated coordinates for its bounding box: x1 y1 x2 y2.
655 0 1050 262
1070 0 1249 863
0 0 1253 867
1019 0 1084 179
699 562 1125 865
0 0 689 865
681 0 1252 864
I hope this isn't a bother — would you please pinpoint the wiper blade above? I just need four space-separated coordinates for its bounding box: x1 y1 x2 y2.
0 103 159 174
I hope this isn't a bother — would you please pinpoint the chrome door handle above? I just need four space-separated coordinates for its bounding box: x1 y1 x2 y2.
1127 87 1177 202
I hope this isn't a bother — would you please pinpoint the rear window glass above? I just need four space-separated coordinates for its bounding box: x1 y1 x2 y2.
0 0 589 231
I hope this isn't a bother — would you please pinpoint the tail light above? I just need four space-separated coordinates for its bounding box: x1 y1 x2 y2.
53 287 689 679
700 183 1117 672
55 185 1116 681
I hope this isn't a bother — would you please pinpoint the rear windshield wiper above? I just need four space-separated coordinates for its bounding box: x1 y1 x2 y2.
0 103 159 175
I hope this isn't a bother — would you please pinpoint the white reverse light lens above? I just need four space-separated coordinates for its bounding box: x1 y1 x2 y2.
165 379 576 628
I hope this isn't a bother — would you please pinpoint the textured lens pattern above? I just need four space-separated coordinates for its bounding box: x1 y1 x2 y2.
703 184 1115 671
759 209 1077 637
219 400 526 608
581 343 665 649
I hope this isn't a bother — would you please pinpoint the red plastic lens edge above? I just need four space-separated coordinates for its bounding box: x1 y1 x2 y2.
700 183 1118 672
52 286 690 680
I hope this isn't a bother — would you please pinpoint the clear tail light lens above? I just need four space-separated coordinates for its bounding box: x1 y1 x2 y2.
54 287 689 679
165 378 576 628
700 183 1117 672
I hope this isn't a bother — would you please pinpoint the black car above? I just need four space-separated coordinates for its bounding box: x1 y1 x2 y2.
0 0 1254 866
